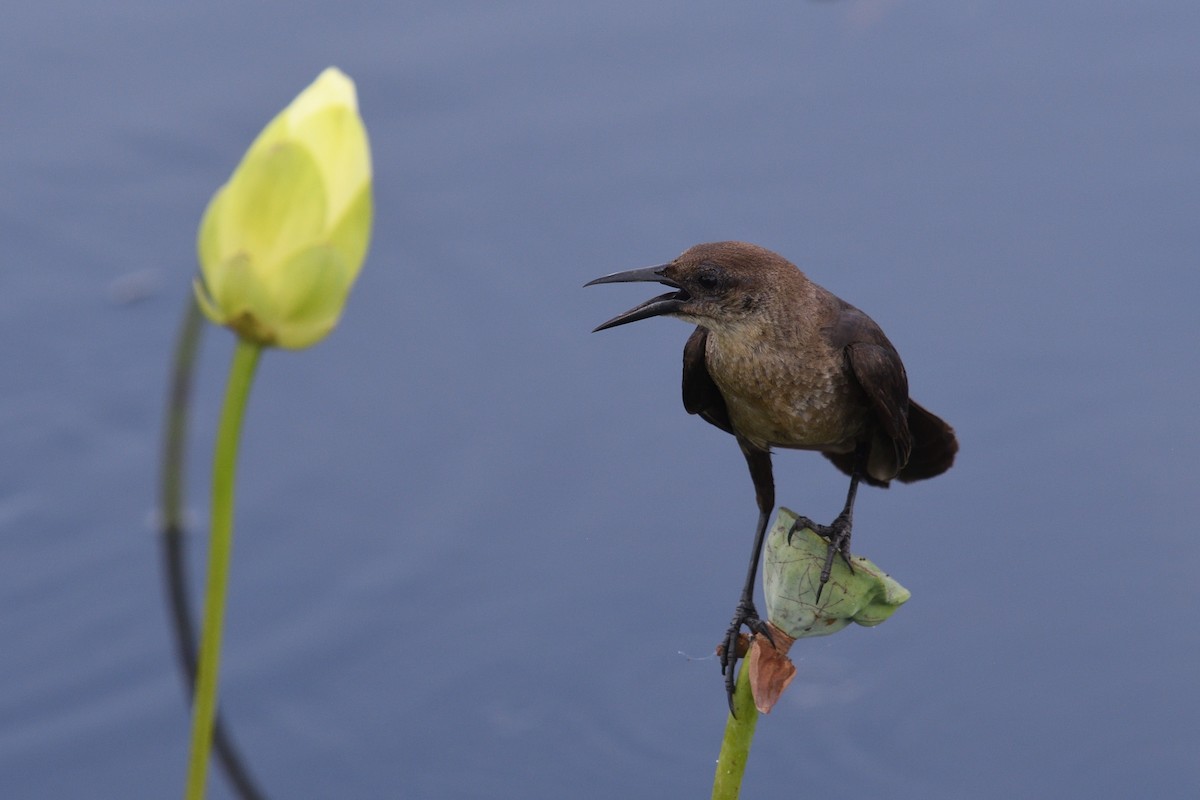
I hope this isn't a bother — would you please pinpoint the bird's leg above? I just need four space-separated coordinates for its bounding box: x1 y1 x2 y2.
788 444 868 600
720 441 776 714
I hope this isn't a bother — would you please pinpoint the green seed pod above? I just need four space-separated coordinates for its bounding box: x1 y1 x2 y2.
763 507 910 640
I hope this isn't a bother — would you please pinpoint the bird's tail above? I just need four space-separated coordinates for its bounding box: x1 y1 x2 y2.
822 400 958 487
895 400 958 483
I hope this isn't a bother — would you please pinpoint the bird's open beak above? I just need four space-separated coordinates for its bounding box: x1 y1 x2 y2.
584 265 687 332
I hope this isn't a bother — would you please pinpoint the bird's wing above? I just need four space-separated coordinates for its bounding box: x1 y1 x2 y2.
823 303 913 481
682 327 735 435
846 341 912 464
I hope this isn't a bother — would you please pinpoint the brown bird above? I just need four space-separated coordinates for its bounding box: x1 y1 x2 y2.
586 241 957 709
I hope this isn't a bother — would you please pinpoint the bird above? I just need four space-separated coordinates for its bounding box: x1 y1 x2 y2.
586 241 957 710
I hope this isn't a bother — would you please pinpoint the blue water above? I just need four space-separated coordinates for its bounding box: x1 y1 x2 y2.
3 2 1198 797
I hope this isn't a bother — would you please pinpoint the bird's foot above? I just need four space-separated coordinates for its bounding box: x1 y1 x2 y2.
718 599 774 715
788 513 855 601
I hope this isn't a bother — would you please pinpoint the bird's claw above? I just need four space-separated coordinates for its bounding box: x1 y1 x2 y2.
788 514 855 602
719 601 773 715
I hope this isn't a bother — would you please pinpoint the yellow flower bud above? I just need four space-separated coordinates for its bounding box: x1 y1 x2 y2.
195 67 372 349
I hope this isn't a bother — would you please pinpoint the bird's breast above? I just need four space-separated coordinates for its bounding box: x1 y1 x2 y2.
705 331 867 452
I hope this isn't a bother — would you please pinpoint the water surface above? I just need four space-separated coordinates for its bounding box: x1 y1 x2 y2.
2 2 1198 797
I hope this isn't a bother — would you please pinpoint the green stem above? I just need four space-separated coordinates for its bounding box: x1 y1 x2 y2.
184 338 262 800
712 654 760 800
161 298 266 800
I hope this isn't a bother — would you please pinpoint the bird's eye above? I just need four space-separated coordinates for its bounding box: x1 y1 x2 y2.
696 267 724 292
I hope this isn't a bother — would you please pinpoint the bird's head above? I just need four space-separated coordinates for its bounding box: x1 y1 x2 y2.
586 241 798 332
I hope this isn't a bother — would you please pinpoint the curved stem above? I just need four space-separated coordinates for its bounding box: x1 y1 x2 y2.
161 297 204 536
712 648 760 800
185 338 262 800
160 297 267 800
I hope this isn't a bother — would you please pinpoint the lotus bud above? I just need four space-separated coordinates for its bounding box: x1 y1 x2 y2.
195 67 372 349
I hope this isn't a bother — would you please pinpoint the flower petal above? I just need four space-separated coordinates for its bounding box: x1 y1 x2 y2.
197 183 229 278
198 252 281 344
217 140 327 275
286 68 358 129
290 104 371 226
239 111 291 173
326 184 372 280
193 276 226 326
269 244 353 349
